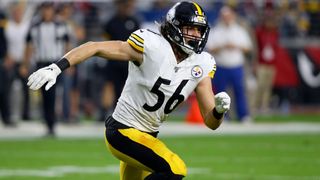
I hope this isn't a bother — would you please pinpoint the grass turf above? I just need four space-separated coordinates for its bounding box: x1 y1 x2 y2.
254 114 320 123
0 133 319 180
167 113 320 123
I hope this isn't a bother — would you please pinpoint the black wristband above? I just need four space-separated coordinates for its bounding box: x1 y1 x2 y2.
212 108 224 120
54 57 70 71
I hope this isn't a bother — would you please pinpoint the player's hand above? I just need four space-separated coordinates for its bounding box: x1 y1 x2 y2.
214 92 231 114
27 63 61 91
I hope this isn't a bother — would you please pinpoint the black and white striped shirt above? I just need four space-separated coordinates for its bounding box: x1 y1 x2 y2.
26 19 69 62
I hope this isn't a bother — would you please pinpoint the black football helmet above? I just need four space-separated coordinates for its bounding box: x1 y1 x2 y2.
161 1 210 54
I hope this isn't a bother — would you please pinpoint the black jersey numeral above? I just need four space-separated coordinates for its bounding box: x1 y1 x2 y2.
143 77 189 114
164 79 188 114
143 77 170 112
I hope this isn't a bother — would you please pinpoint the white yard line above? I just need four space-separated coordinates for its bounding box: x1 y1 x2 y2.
0 165 118 178
0 165 211 178
0 121 320 139
0 166 318 179
212 173 320 180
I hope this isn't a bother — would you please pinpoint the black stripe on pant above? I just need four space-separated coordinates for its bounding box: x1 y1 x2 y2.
105 117 175 174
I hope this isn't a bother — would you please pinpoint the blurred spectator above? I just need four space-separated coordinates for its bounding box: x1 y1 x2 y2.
69 2 100 120
5 2 35 121
100 0 140 121
2 0 319 123
207 6 253 122
0 9 15 127
305 0 320 36
22 2 70 136
140 0 171 22
253 9 279 115
139 0 171 31
57 3 86 123
279 1 310 38
235 1 259 27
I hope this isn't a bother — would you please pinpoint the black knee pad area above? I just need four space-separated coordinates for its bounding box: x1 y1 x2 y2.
144 172 184 180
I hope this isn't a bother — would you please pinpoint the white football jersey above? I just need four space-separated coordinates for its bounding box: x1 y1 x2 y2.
112 29 217 132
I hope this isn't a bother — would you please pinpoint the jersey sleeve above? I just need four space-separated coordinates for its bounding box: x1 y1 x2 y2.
127 29 146 54
208 56 217 79
201 52 217 79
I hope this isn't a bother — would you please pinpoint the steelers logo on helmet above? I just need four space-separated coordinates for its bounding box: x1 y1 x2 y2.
191 65 203 78
194 15 206 24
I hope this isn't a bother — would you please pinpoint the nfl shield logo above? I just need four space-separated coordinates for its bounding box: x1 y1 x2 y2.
191 65 203 78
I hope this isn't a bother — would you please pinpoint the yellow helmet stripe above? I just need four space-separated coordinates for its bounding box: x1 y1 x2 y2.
193 2 203 15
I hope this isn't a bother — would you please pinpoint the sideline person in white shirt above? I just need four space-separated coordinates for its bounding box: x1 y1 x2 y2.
207 5 252 122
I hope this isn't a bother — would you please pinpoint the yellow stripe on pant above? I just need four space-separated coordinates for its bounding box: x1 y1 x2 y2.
104 128 187 179
118 128 187 176
105 129 151 180
119 161 151 180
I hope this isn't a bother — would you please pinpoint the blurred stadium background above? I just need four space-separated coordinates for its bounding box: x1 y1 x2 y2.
0 0 320 179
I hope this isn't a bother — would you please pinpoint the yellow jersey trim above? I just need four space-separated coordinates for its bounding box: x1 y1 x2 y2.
208 64 216 78
131 33 144 44
127 39 144 53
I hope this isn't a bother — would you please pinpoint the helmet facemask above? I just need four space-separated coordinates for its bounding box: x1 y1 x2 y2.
178 23 210 54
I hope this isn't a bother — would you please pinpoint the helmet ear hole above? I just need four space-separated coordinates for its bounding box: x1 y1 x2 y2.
162 1 210 54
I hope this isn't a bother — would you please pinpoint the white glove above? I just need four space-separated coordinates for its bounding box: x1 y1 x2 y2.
27 63 61 91
214 92 231 114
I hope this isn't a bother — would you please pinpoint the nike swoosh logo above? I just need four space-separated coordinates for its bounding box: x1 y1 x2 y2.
45 68 53 71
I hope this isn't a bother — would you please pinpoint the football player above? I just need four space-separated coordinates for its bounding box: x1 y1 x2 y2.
27 1 231 180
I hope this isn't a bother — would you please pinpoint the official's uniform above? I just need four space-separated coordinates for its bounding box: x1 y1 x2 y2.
0 12 13 126
104 29 216 179
26 19 69 134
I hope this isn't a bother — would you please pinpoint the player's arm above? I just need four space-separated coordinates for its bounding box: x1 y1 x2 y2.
195 77 230 130
27 40 142 91
64 41 143 66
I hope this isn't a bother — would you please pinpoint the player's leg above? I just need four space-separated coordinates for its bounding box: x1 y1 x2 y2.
105 128 186 179
41 85 56 135
119 161 151 180
231 66 249 121
104 117 187 180
105 138 152 179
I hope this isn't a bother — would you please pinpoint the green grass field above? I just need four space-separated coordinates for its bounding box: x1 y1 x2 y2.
254 114 320 123
167 113 320 123
1 133 320 180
